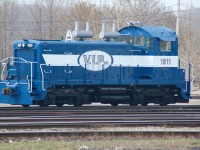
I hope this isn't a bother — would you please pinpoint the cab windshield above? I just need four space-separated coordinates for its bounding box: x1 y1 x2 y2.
114 35 132 44
122 35 132 44
115 35 148 49
133 36 144 46
146 37 152 50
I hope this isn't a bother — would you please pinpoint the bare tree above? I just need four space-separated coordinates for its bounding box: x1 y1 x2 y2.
28 0 70 39
27 0 176 41
108 0 176 29
0 0 18 59
179 9 200 84
29 0 43 39
67 2 105 39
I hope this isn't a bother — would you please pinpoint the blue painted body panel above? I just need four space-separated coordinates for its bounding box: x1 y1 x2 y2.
0 25 190 105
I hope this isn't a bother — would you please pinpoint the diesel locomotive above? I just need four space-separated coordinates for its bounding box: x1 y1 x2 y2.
0 22 191 107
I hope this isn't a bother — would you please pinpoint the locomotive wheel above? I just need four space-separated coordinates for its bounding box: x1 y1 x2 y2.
110 102 119 106
159 103 168 106
73 94 83 107
39 101 49 107
56 103 64 107
22 105 30 108
39 99 49 107
141 102 148 106
129 101 138 106
129 95 138 106
159 95 171 106
39 103 49 107
73 102 82 107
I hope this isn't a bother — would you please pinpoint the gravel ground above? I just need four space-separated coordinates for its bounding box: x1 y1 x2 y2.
0 126 200 133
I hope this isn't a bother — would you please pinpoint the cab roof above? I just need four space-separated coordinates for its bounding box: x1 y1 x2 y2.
119 25 177 41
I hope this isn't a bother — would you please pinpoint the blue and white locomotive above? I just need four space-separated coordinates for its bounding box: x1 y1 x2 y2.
0 22 191 107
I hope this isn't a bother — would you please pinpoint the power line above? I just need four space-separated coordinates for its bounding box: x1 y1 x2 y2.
180 3 195 8
180 16 200 23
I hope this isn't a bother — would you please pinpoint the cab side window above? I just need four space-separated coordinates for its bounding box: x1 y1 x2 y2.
134 36 144 46
160 40 171 51
121 36 133 44
146 37 152 50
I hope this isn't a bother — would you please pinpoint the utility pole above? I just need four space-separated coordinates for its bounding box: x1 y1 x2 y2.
176 0 180 36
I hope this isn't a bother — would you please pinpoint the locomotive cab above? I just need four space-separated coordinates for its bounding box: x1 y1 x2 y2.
118 26 178 56
118 25 190 104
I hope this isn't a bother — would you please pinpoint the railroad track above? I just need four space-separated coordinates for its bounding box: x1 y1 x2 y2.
0 106 200 139
0 106 199 118
0 106 200 128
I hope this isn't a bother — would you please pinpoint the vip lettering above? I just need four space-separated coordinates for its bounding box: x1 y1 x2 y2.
83 55 91 64
83 55 108 65
80 50 112 71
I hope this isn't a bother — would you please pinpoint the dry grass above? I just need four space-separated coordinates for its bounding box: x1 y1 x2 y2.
0 137 200 150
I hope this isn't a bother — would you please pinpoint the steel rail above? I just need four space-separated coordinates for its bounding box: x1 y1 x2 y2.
1 113 200 120
0 111 200 118
0 106 200 113
1 105 200 110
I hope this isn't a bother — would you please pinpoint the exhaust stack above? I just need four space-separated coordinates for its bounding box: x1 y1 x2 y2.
72 21 93 40
99 22 119 40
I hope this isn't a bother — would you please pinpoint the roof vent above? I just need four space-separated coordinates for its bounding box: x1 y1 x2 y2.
99 22 120 40
127 21 140 26
65 30 73 42
72 21 93 40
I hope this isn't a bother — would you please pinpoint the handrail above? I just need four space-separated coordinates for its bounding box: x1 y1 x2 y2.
0 57 37 63
0 57 37 93
27 75 30 91
179 59 188 64
179 59 194 91
1 63 7 80
179 59 194 79
40 64 46 91
30 62 33 93
6 82 18 88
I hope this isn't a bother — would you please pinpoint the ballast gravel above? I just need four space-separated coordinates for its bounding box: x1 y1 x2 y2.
0 126 200 133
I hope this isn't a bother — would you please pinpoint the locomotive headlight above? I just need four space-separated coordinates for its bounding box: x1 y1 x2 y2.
18 43 26 48
27 43 33 48
17 43 22 48
22 43 26 48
